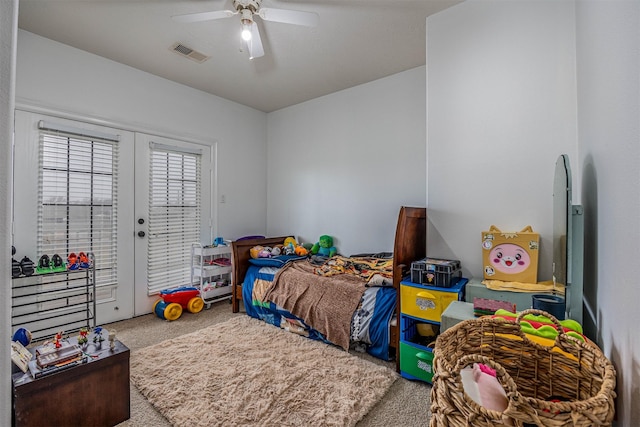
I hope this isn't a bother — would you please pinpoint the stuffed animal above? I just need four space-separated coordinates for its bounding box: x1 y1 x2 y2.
252 239 307 258
284 237 298 247
472 363 508 412
294 245 309 256
250 245 264 259
282 237 297 255
258 247 272 258
461 363 509 415
311 235 337 257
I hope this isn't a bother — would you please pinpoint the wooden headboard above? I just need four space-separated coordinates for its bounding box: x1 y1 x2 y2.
392 206 427 287
392 206 426 369
231 235 291 313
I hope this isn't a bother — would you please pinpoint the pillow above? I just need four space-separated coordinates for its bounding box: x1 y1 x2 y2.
248 255 306 268
367 273 393 287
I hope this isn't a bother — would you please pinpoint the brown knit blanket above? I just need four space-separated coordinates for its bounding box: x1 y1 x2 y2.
262 259 367 351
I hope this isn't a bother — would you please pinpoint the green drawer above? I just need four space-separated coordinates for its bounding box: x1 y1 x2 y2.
399 341 434 383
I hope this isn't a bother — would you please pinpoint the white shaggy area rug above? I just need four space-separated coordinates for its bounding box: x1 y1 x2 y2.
130 315 398 427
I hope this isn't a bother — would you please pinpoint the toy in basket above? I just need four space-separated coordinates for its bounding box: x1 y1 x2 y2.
153 286 204 321
430 309 616 427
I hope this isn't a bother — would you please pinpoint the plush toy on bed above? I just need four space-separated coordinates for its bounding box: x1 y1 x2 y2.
250 245 274 258
311 235 337 257
281 237 309 256
283 237 298 255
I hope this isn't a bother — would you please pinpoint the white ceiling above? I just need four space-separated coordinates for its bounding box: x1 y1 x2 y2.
17 0 461 112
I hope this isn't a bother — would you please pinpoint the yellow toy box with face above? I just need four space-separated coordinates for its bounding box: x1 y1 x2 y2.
481 225 539 283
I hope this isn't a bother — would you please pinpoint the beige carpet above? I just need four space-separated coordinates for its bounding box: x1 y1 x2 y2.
130 315 399 427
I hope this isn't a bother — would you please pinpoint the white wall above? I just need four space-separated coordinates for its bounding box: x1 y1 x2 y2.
1 2 18 426
428 0 640 425
266 67 427 256
575 1 640 423
426 0 578 282
16 30 268 241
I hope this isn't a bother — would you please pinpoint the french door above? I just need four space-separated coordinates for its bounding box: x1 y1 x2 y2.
14 111 214 324
133 133 212 316
13 111 135 325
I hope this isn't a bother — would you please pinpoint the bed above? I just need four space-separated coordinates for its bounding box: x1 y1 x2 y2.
231 206 426 366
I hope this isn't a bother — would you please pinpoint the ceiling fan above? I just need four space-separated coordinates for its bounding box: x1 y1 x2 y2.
172 0 319 60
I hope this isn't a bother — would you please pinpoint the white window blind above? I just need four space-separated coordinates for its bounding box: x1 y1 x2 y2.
147 146 201 295
38 127 119 288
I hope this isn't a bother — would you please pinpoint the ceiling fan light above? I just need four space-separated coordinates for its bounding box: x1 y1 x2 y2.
241 20 252 41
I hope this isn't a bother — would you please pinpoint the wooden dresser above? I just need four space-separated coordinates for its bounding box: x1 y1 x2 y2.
12 337 130 427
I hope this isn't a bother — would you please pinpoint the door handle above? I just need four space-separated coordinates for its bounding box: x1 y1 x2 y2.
137 231 146 238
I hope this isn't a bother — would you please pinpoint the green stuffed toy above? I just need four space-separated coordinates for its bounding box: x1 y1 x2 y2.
311 235 337 257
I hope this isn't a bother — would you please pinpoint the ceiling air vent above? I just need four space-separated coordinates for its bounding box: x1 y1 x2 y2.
170 43 210 63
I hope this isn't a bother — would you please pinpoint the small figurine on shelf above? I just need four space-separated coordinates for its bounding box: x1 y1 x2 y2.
93 326 105 344
54 331 63 349
108 329 116 351
77 327 89 345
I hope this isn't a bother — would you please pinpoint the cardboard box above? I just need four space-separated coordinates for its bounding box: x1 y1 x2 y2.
481 225 539 283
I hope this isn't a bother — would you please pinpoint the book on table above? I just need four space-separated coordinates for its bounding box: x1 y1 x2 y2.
11 341 33 373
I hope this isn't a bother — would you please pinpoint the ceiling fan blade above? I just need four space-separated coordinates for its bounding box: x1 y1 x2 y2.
172 10 236 24
243 22 264 59
257 8 319 27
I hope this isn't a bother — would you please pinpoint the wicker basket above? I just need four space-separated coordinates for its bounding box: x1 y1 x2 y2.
430 309 616 427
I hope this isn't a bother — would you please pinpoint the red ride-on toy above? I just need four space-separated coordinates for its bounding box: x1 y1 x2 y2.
153 286 204 321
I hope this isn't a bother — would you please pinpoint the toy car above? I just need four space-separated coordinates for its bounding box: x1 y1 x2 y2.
153 286 204 321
